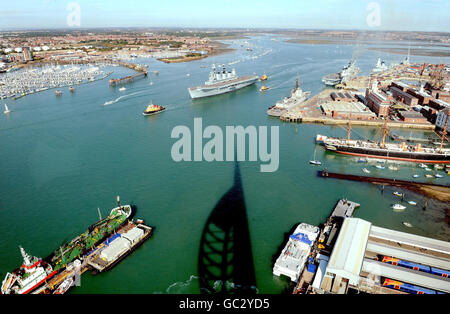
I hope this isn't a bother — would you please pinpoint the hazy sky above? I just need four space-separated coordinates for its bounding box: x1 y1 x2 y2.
1 0 449 31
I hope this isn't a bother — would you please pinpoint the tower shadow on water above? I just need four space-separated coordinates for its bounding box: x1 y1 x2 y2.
198 161 257 294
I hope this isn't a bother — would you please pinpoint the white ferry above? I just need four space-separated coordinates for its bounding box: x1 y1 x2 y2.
273 223 319 282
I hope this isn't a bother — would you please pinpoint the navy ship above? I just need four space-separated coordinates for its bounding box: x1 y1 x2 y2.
188 64 259 99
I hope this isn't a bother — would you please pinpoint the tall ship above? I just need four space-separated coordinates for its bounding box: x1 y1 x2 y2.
316 116 450 164
188 64 259 99
322 60 361 86
1 197 133 294
267 76 310 117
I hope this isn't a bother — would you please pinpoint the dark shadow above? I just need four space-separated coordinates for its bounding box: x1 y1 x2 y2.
198 161 257 294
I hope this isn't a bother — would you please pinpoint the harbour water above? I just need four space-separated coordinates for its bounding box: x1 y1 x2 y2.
0 35 449 294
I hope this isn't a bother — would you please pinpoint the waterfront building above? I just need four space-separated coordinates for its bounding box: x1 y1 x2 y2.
435 108 450 131
365 81 391 118
22 47 33 62
398 111 428 124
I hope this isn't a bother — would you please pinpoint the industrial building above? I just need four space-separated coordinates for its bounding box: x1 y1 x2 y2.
321 101 376 120
365 82 390 118
315 218 450 294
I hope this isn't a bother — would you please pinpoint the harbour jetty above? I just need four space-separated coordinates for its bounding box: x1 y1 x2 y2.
280 199 450 295
109 63 148 86
318 170 450 202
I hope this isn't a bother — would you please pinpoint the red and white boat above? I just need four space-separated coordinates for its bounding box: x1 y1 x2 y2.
1 247 56 294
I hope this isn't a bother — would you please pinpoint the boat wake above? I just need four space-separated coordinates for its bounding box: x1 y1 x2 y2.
102 91 145 106
165 275 202 294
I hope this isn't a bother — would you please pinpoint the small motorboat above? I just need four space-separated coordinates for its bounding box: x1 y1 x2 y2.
435 174 443 178
402 222 413 228
375 165 385 170
357 158 368 163
434 164 444 170
407 201 417 206
119 87 126 92
53 277 74 294
388 165 399 171
393 192 403 197
309 160 322 166
418 163 427 168
69 86 75 92
412 174 419 178
55 90 62 96
392 204 406 210
425 174 433 178
260 86 270 92
260 74 268 81
425 168 432 172
362 168 370 174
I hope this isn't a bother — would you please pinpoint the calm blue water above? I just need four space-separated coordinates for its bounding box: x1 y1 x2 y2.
0 34 448 294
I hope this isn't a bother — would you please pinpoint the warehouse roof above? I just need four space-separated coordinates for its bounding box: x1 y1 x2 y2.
326 218 372 285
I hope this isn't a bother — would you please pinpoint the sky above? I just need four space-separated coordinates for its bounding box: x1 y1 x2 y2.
0 0 449 32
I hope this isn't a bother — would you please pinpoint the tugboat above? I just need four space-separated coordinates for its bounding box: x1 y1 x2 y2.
1 247 57 294
143 101 166 116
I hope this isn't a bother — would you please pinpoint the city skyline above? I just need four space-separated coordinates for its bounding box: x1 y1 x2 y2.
0 0 449 32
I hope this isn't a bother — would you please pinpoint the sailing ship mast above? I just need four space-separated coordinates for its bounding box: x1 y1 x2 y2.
381 117 389 148
439 111 449 153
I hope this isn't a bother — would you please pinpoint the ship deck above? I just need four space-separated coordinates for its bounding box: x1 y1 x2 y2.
190 75 258 90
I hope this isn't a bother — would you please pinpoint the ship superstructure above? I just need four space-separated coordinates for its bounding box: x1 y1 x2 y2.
273 223 320 282
372 58 389 73
1 247 56 294
267 76 310 117
322 60 361 86
188 64 259 99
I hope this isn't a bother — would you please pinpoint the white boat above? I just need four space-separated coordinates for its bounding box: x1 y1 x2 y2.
393 192 403 197
188 64 258 99
388 165 399 171
403 222 413 228
362 168 370 174
4 104 11 114
435 174 443 178
425 174 433 178
412 174 419 178
392 204 406 210
408 201 417 206
273 223 319 282
53 277 74 294
434 164 444 170
425 168 432 172
418 163 427 168
375 165 385 170
118 87 126 92
309 148 321 165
